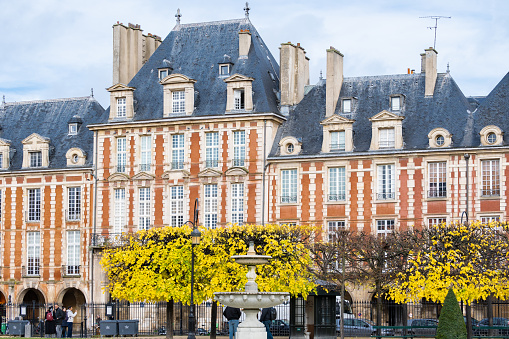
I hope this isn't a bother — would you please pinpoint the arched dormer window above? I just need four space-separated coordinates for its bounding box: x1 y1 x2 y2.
480 125 503 146
107 83 136 120
160 74 197 117
320 114 355 152
428 128 452 148
224 74 254 113
279 136 302 156
369 110 404 150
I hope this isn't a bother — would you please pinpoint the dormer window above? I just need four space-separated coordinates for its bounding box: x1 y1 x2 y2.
369 110 404 150
379 128 395 149
287 144 295 154
172 91 186 114
220 64 230 76
320 115 355 153
117 98 126 117
234 89 245 110
391 96 401 111
159 69 169 80
30 152 42 167
330 131 345 151
480 125 503 146
22 133 50 168
68 123 78 135
0 138 12 170
342 99 352 113
428 128 452 148
107 84 135 120
279 136 302 156
160 74 197 117
224 74 254 113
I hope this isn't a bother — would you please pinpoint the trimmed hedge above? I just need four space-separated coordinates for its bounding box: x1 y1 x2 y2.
436 288 467 339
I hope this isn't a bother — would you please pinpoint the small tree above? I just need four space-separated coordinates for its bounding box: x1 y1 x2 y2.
436 288 467 339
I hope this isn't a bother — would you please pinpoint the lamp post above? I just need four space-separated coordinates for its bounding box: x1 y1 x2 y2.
187 198 200 339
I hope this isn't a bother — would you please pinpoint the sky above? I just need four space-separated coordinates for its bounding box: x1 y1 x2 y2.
1 0 508 108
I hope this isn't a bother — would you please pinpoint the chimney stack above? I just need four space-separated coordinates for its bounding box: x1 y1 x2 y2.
239 29 251 58
421 47 438 96
279 42 310 110
326 47 344 117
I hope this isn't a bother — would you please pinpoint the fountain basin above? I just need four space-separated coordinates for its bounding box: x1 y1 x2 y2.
214 291 290 309
231 255 271 266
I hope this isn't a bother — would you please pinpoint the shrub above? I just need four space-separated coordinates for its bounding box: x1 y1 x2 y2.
436 288 467 339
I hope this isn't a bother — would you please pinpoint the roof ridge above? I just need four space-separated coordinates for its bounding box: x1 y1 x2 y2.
4 96 92 106
173 18 249 30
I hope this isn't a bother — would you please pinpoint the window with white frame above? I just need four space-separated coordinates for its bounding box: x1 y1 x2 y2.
27 232 40 276
342 99 352 113
138 187 151 230
377 164 395 200
220 64 230 76
281 169 298 203
481 159 500 197
328 220 345 242
428 217 447 227
330 131 346 151
68 123 78 135
159 69 169 80
117 97 126 118
206 132 219 168
28 188 41 222
171 134 185 170
67 187 81 221
391 96 401 111
377 219 395 237
66 231 80 275
140 135 151 171
429 162 447 198
204 184 218 229
379 128 395 148
328 167 346 202
170 186 184 227
480 216 500 223
117 137 126 173
114 188 126 234
172 90 186 114
30 151 42 167
0 153 3 169
231 183 244 224
234 89 245 110
233 131 246 167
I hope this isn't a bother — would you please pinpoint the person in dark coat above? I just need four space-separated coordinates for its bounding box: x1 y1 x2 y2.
45 306 56 337
54 304 65 338
260 308 273 339
61 307 68 338
223 306 242 339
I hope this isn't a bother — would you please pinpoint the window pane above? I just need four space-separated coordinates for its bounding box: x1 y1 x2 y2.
428 162 447 198
206 133 219 168
205 184 218 229
117 137 126 172
377 165 395 200
114 189 126 234
68 187 81 221
140 136 151 171
139 187 151 230
172 91 185 114
28 188 41 221
67 231 80 275
281 169 297 203
172 134 185 169
343 99 351 113
27 232 40 275
117 97 126 117
231 183 244 224
233 131 245 167
328 167 346 201
481 159 500 196
170 186 184 227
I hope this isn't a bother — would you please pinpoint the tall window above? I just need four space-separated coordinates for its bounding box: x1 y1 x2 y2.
28 188 41 222
138 188 151 230
377 219 394 237
377 164 395 200
0 153 3 168
171 134 185 170
281 169 297 203
30 152 42 167
114 188 126 234
234 89 245 110
172 90 185 114
204 184 218 229
428 217 447 227
117 97 126 117
330 131 345 151
206 132 219 168
429 162 447 198
391 96 401 111
68 187 81 221
379 128 395 148
233 131 246 167
170 186 184 227
117 137 126 173
328 167 346 201
67 231 80 275
481 159 500 196
328 220 345 242
140 135 151 171
27 232 40 276
231 183 244 224
342 99 352 113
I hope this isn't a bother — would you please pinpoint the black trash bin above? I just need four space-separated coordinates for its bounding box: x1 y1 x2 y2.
100 320 118 336
8 320 30 336
118 320 139 336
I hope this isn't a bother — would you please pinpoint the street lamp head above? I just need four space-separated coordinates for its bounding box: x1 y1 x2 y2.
191 227 201 245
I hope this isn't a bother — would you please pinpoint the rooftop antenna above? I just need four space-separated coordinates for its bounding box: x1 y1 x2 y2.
91 88 94 97
420 16 451 49
244 2 250 18
2 95 5 105
175 8 182 25
319 70 323 80
446 62 450 73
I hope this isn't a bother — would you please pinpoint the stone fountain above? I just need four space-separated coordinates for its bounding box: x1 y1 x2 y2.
214 242 290 339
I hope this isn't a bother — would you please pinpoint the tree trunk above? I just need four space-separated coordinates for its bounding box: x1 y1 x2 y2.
376 281 382 339
466 303 472 339
166 300 174 339
488 295 494 337
210 300 218 339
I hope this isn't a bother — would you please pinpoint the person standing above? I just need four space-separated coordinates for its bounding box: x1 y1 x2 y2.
223 306 242 339
61 307 68 338
260 308 273 339
66 306 77 338
45 306 56 337
54 304 65 338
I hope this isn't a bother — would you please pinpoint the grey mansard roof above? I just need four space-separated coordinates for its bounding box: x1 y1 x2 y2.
105 18 281 121
270 72 487 157
0 96 105 170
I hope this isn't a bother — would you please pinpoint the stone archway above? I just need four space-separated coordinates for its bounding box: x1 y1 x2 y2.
59 288 86 309
18 288 46 321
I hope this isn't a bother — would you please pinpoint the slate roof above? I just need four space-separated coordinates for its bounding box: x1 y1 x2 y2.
270 72 480 157
103 18 281 122
0 97 105 170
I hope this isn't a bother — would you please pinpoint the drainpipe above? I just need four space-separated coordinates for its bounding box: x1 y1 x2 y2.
262 120 266 225
91 130 99 313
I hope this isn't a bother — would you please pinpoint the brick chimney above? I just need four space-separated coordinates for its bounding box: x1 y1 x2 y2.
239 29 251 58
280 42 310 109
421 47 438 96
326 47 344 117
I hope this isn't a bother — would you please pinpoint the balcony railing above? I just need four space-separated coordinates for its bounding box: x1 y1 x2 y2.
281 196 297 203
22 265 40 277
206 160 218 168
328 193 346 202
330 143 346 151
67 209 81 221
233 158 245 167
139 163 151 171
62 265 80 277
481 189 500 197
428 189 447 198
171 161 184 170
116 164 126 173
377 192 395 200
91 233 127 248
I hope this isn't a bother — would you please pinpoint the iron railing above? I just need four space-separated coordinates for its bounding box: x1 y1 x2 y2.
116 164 126 173
171 161 184 170
62 265 80 277
428 188 447 198
281 196 297 203
482 189 500 197
233 158 245 167
90 233 126 247
377 192 395 200
206 160 218 168
328 193 346 202
139 164 151 171
22 265 40 277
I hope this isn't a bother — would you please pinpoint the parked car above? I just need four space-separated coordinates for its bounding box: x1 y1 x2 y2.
336 318 394 337
475 317 509 336
196 327 209 335
270 319 290 336
407 319 438 336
